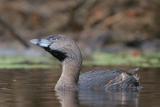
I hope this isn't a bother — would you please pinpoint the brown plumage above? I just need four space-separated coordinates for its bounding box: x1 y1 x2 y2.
30 34 140 91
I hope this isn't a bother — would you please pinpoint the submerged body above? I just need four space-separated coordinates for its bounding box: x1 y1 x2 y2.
30 35 140 91
79 70 120 90
79 70 139 91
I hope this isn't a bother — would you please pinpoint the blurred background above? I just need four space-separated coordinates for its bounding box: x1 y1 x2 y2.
0 0 160 68
0 1 160 107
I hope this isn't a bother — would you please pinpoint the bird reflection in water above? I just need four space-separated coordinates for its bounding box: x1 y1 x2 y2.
55 89 139 107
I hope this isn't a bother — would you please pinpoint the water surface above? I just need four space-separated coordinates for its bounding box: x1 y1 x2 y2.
0 68 159 107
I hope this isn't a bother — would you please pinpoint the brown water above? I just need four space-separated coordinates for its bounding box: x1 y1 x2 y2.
0 68 159 107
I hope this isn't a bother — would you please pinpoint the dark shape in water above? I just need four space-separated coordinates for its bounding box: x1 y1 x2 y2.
56 87 139 107
30 34 141 91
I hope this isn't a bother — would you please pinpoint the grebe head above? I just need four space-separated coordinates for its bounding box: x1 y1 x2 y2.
30 34 82 63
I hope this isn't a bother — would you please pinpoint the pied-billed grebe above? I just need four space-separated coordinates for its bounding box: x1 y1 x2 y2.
30 34 140 91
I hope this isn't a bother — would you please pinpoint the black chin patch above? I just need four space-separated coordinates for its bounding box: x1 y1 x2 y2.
44 47 67 62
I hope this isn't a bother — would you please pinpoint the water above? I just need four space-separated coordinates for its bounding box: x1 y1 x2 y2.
0 68 159 107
